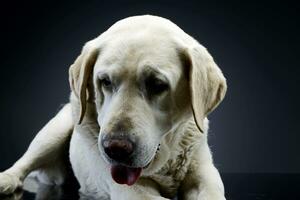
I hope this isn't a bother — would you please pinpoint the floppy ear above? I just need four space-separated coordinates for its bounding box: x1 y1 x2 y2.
69 44 99 124
184 45 227 133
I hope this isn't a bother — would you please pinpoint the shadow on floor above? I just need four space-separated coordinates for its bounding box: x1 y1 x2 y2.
0 173 299 200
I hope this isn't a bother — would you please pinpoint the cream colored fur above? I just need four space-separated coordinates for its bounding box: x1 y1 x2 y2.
0 15 227 200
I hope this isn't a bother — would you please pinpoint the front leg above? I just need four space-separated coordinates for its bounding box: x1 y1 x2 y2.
179 144 225 200
110 178 169 200
0 103 73 194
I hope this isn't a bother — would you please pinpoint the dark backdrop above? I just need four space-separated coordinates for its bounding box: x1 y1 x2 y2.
0 0 299 173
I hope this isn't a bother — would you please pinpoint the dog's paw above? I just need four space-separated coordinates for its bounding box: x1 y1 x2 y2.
0 173 22 195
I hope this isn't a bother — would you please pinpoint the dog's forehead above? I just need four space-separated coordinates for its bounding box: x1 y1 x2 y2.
91 15 193 85
103 15 186 39
94 34 183 85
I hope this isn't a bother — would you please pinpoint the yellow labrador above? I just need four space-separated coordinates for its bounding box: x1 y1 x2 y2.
0 15 227 200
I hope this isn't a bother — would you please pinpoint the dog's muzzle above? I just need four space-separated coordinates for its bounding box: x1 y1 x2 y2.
101 136 142 185
102 138 134 163
101 136 161 186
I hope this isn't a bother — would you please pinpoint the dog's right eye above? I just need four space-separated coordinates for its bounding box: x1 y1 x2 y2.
99 76 113 91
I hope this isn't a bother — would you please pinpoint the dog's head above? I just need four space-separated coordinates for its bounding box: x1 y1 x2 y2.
69 15 226 185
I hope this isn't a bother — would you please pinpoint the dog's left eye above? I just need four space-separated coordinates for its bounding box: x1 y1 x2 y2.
145 77 169 96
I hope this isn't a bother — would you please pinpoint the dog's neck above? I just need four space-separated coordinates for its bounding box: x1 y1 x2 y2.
147 116 205 174
163 116 204 149
144 117 205 197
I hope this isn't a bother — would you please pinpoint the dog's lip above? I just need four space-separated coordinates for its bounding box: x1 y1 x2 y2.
143 162 151 169
142 143 161 169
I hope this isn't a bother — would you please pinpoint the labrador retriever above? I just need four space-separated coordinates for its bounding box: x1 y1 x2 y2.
0 15 227 200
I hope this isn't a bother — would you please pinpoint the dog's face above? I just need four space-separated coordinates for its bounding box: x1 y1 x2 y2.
69 15 227 185
94 34 191 168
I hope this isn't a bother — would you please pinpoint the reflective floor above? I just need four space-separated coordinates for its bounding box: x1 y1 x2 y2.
0 173 299 200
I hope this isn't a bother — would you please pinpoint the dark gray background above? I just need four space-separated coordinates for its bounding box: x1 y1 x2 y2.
0 0 299 173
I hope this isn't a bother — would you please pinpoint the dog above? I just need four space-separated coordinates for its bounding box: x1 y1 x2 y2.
0 15 227 200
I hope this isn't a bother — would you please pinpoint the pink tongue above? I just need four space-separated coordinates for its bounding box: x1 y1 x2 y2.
111 165 142 186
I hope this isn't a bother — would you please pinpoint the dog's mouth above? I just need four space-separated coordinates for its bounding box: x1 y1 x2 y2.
109 143 161 186
110 165 142 186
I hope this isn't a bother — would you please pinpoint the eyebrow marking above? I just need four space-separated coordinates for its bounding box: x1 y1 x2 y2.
139 65 169 83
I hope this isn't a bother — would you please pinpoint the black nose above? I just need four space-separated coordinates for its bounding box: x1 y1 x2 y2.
102 138 134 162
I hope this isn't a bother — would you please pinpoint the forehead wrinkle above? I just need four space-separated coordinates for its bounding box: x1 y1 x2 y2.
95 66 134 85
94 54 137 81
